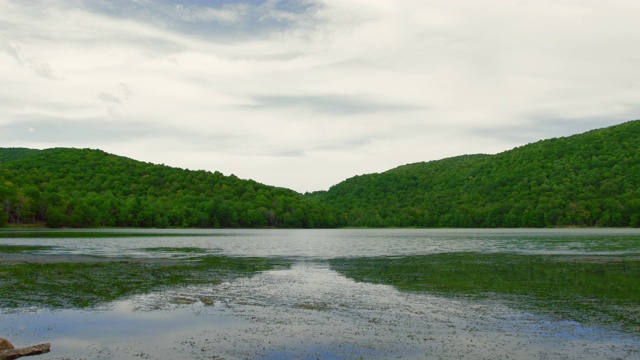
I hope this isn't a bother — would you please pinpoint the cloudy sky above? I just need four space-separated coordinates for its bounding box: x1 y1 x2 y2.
1 0 639 192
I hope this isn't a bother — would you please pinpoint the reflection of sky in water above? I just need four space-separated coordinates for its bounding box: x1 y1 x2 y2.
2 262 638 359
1 229 639 358
1 228 639 259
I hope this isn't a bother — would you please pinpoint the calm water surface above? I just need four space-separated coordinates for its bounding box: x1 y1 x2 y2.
1 228 639 258
1 228 639 359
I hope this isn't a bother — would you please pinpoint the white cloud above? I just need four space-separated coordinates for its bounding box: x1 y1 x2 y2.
175 3 248 23
1 0 639 192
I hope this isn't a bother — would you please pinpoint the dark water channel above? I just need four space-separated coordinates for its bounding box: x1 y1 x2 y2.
1 229 639 359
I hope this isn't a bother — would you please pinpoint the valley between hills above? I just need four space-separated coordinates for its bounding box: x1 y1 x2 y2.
1 120 639 228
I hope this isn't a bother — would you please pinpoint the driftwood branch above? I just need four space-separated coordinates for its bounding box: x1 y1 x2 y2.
0 339 50 360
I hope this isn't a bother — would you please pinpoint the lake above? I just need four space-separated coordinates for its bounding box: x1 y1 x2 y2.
1 228 639 359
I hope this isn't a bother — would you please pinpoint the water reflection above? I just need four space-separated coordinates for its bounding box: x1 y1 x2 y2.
1 229 639 359
2 262 638 359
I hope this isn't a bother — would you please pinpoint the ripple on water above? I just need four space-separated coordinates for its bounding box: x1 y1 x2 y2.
2 261 638 359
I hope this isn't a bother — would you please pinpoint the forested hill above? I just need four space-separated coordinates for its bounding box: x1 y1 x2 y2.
0 148 339 228
2 120 639 229
0 147 40 163
309 120 640 227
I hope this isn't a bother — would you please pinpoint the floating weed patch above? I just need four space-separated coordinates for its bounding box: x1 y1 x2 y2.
0 231 210 239
143 247 214 259
0 255 292 309
293 303 330 311
329 253 640 334
144 247 210 254
0 245 55 253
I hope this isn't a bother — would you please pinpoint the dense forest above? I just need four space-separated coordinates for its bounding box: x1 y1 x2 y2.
0 148 339 228
309 120 640 227
1 120 639 228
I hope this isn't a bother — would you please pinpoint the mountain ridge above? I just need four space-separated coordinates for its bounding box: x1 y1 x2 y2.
0 147 338 228
1 119 639 228
310 119 640 227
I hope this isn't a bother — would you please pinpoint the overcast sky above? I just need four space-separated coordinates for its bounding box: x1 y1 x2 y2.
1 0 639 192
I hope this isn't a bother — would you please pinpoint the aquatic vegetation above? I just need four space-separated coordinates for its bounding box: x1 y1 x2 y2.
144 247 210 253
0 245 54 253
330 253 640 333
0 231 208 238
1 229 640 359
0 254 291 309
143 247 214 258
293 303 330 311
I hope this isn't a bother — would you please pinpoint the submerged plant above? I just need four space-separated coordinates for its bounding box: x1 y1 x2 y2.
330 253 640 334
0 250 291 309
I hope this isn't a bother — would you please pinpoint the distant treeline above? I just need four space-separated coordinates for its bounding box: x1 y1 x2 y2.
0 148 339 228
1 120 639 228
309 120 640 228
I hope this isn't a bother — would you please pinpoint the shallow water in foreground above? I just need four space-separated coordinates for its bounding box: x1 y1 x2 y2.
1 229 639 359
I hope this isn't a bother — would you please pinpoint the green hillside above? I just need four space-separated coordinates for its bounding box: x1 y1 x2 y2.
0 148 339 228
0 147 41 164
310 120 640 227
2 120 639 229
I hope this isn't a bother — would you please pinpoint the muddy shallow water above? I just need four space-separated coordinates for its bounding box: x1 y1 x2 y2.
1 229 639 359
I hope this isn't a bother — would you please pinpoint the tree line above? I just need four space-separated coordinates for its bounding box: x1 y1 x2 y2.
0 148 340 228
309 120 640 228
1 120 639 228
